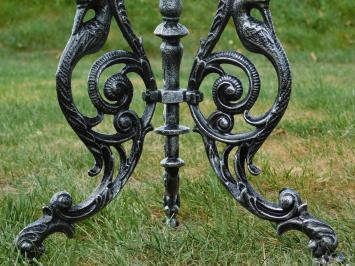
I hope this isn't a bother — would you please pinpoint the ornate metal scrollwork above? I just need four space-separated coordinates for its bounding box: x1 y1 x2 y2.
16 0 343 263
188 0 341 263
16 0 157 259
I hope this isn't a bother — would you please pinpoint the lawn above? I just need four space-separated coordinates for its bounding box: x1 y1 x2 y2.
0 0 354 265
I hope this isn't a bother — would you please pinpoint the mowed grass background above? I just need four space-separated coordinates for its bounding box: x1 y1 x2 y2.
0 0 354 265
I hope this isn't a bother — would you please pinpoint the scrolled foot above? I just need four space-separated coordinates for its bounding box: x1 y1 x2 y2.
15 192 75 260
232 185 344 262
276 191 343 263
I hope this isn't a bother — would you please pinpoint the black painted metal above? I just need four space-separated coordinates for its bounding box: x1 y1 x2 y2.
15 0 343 264
154 0 190 228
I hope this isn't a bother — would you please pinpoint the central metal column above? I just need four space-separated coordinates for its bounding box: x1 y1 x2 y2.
154 0 189 227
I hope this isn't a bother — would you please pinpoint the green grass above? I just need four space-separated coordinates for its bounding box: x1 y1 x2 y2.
0 0 354 55
0 0 354 265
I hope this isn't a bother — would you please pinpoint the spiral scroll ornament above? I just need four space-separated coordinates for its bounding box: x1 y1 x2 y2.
114 111 136 133
88 51 140 115
208 111 234 133
104 74 133 103
212 75 244 114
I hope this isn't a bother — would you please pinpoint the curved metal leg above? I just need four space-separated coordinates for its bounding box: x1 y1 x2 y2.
186 0 344 263
15 147 114 259
16 0 157 260
201 138 343 264
15 135 150 259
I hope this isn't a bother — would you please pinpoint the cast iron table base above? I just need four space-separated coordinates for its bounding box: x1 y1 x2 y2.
16 0 343 264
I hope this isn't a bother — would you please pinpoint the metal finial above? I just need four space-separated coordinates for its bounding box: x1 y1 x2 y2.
159 0 182 18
